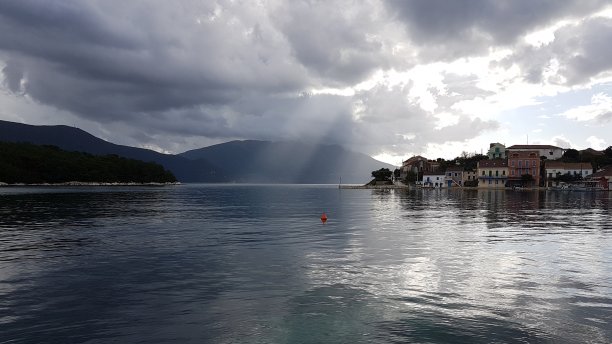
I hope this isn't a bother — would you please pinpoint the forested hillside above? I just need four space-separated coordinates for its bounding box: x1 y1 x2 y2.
0 141 177 184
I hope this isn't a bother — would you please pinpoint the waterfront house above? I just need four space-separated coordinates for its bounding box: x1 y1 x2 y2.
477 159 508 188
422 170 446 188
487 143 506 159
586 167 612 190
544 161 593 187
462 169 477 186
445 166 464 187
400 155 437 180
507 151 540 187
506 144 565 160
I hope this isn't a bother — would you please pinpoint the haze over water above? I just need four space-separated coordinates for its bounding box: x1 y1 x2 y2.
0 185 610 343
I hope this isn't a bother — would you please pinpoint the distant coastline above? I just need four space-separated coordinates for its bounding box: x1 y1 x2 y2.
0 181 180 187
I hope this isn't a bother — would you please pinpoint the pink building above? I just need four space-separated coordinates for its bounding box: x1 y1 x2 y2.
507 151 540 187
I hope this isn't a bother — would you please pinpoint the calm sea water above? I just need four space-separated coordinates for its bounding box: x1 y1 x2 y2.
0 184 610 343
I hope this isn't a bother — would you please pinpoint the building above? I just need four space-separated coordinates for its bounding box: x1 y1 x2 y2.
487 143 506 159
477 159 508 188
462 170 477 186
544 161 593 187
506 145 566 160
445 166 464 187
400 156 437 180
422 171 446 188
507 151 540 187
586 167 612 190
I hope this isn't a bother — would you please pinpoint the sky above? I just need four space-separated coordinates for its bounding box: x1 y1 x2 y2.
1 0 611 166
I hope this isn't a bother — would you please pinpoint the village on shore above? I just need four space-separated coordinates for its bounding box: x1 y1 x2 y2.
356 143 612 191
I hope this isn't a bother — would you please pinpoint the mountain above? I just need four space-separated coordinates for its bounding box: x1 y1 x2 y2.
0 120 223 182
180 140 396 184
0 120 395 183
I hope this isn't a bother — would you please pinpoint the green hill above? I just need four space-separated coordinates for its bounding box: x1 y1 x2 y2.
0 141 177 184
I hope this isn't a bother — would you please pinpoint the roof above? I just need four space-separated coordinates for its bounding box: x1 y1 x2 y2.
507 150 539 158
445 166 464 171
544 161 592 170
402 155 427 165
507 145 563 150
478 159 508 168
589 168 612 178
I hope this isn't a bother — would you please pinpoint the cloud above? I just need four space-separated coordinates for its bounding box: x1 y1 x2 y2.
384 0 609 60
0 0 610 161
557 92 612 122
552 136 573 149
506 16 612 86
586 136 606 150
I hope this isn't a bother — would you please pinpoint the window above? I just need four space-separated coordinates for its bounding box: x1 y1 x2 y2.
489 171 492 176
482 171 485 176
495 179 498 184
496 170 499 176
503 170 506 175
518 160 522 167
511 160 515 167
489 179 492 184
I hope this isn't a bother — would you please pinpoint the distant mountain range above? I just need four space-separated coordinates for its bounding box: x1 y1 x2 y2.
0 120 394 183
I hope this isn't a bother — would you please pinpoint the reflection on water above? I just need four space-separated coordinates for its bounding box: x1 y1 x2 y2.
0 185 610 343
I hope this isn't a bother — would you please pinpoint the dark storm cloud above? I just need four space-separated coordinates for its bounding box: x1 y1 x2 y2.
385 0 608 60
0 0 308 119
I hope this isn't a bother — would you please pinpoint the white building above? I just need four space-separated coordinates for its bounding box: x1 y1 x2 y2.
506 145 566 160
422 171 446 188
544 161 592 186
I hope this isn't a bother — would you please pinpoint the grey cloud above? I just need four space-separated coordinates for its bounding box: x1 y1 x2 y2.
352 84 499 155
596 112 612 123
385 0 608 60
0 0 309 119
0 0 596 159
505 17 612 86
272 1 398 87
1 60 24 93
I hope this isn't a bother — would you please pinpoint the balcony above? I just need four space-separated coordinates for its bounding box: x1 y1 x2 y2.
478 175 507 179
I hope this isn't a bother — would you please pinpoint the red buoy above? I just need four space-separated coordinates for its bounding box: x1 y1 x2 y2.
320 213 328 223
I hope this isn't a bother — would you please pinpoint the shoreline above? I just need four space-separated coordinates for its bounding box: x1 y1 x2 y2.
0 181 181 187
339 184 611 192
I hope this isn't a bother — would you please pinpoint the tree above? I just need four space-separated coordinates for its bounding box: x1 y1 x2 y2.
371 168 392 182
562 149 580 162
404 170 417 184
521 174 534 185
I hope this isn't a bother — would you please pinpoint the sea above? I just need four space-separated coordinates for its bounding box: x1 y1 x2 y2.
0 184 610 343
